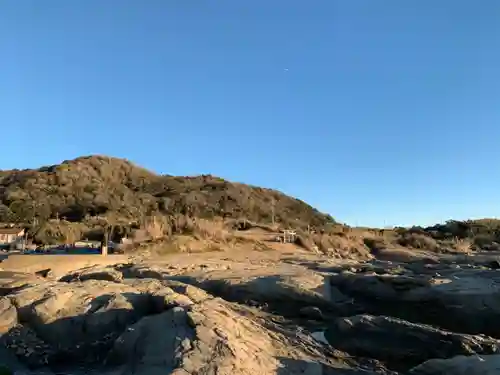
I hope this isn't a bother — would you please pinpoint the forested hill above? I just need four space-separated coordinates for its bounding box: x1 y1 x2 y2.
0 155 336 230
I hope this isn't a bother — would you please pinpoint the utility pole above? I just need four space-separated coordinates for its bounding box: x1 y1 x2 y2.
271 198 275 226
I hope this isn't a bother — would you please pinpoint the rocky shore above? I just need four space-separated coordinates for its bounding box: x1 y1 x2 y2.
1 249 500 374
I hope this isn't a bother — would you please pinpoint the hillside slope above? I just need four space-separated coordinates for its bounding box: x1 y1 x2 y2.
0 155 335 231
2 155 500 256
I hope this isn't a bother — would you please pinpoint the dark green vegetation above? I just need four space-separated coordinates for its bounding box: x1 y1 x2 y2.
396 219 500 251
0 156 335 245
0 156 333 227
0 155 498 254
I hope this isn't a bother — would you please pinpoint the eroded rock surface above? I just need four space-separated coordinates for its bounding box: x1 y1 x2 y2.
1 250 500 374
324 314 500 368
329 263 500 337
409 354 500 375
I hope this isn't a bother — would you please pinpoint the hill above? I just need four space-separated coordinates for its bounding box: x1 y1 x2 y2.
0 156 341 245
0 156 336 227
1 155 500 256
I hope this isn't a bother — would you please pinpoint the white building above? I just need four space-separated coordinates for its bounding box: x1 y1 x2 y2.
0 227 25 249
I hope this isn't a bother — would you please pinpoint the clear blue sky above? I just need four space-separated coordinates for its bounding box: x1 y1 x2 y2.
1 1 499 228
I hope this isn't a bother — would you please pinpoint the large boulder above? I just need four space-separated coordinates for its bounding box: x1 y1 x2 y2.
106 294 280 374
0 271 44 296
0 298 17 334
106 307 196 374
329 269 500 337
409 354 500 375
121 263 350 318
5 280 154 365
59 265 123 283
324 315 500 369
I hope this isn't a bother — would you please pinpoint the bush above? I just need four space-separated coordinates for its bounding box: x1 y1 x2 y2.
33 220 90 245
363 237 388 254
473 234 496 249
294 234 316 252
397 233 439 250
128 214 229 245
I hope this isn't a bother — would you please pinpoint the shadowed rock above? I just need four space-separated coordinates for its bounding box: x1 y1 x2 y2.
329 269 500 337
409 354 500 375
324 314 500 369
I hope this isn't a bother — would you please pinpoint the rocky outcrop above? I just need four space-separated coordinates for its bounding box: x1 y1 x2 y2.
324 315 500 368
5 280 154 365
2 251 500 374
0 272 44 296
0 298 17 334
409 354 500 375
329 265 500 337
0 272 327 374
59 266 124 283
119 262 354 319
106 298 279 374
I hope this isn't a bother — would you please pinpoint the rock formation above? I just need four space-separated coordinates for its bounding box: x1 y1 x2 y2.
1 248 500 374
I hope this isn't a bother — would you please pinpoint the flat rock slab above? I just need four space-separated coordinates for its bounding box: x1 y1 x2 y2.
0 255 128 278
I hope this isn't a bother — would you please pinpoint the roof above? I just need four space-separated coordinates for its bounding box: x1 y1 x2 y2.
0 227 25 235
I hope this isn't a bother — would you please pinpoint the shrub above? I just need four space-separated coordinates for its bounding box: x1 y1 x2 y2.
363 237 388 254
397 233 439 250
473 234 496 249
33 220 90 245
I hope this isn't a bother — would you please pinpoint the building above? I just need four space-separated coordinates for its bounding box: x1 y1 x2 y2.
0 227 25 249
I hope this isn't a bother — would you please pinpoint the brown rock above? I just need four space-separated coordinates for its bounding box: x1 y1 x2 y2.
0 297 17 334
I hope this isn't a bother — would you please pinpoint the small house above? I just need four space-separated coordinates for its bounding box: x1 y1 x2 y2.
0 227 25 249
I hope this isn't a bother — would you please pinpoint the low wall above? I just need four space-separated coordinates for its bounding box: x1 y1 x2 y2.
0 254 129 277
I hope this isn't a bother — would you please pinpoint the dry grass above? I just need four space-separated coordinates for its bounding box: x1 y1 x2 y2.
128 214 230 251
291 229 372 260
450 237 472 254
28 214 487 261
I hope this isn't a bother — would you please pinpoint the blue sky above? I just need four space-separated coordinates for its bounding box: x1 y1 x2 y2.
1 1 499 227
